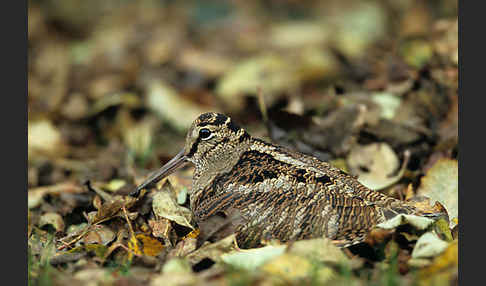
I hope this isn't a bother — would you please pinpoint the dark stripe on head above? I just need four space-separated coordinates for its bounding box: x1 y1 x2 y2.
213 113 228 126
187 136 201 157
197 113 228 127
198 113 213 122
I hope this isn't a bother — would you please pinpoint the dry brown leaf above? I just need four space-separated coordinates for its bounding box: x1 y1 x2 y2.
185 234 238 265
28 182 85 209
83 225 116 245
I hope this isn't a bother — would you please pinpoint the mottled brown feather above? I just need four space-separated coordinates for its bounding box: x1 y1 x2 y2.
137 112 429 248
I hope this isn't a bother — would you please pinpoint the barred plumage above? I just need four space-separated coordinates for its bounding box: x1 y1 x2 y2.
132 112 428 248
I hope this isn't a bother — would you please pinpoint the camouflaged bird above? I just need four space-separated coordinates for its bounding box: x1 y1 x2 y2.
131 112 434 248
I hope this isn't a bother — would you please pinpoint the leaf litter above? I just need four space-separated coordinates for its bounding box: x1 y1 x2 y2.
28 1 458 285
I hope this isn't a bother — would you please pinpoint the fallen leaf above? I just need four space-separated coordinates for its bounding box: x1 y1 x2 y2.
262 253 335 283
418 240 458 285
216 53 297 112
90 197 137 225
371 92 402 120
221 245 286 271
433 218 453 242
28 120 66 158
376 214 435 230
88 92 141 115
417 158 458 227
127 233 142 261
407 196 448 219
287 238 349 265
51 244 109 265
135 234 165 257
39 212 65 233
400 40 433 69
176 187 188 205
122 119 154 161
103 179 126 192
269 21 330 48
28 182 85 209
162 258 193 274
50 252 86 265
347 143 407 190
168 237 198 258
145 80 211 131
148 218 172 239
326 2 386 57
73 268 115 285
83 225 116 245
185 234 238 265
411 232 448 259
177 47 234 77
152 187 194 230
151 259 197 286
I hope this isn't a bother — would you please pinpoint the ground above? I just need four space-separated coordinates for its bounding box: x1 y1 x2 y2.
28 1 458 285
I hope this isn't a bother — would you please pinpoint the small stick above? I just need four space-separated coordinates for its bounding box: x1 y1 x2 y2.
256 87 268 124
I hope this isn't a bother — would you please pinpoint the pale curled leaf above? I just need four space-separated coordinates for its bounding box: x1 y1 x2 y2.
287 238 349 265
152 191 194 230
28 119 65 158
377 214 435 230
221 245 286 271
39 212 65 233
417 158 458 227
411 232 449 259
347 143 406 190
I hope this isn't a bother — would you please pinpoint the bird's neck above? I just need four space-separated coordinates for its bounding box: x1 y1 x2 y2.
191 138 252 193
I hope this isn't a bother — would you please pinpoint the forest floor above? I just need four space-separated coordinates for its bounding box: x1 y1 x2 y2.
28 1 458 285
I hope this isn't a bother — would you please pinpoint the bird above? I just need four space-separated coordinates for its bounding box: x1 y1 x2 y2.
131 112 437 248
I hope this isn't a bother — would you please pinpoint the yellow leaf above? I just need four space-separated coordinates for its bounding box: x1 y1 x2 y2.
136 234 165 257
127 234 142 261
183 229 200 240
418 241 458 286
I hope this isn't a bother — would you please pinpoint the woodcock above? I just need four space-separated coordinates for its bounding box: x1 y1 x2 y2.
131 112 437 248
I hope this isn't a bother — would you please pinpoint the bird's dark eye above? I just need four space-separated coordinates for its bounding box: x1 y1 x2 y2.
199 128 212 140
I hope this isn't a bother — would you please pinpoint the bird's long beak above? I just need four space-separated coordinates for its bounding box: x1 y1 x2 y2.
130 149 188 197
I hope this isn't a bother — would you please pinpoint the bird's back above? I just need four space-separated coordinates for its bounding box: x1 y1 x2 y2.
191 137 417 248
